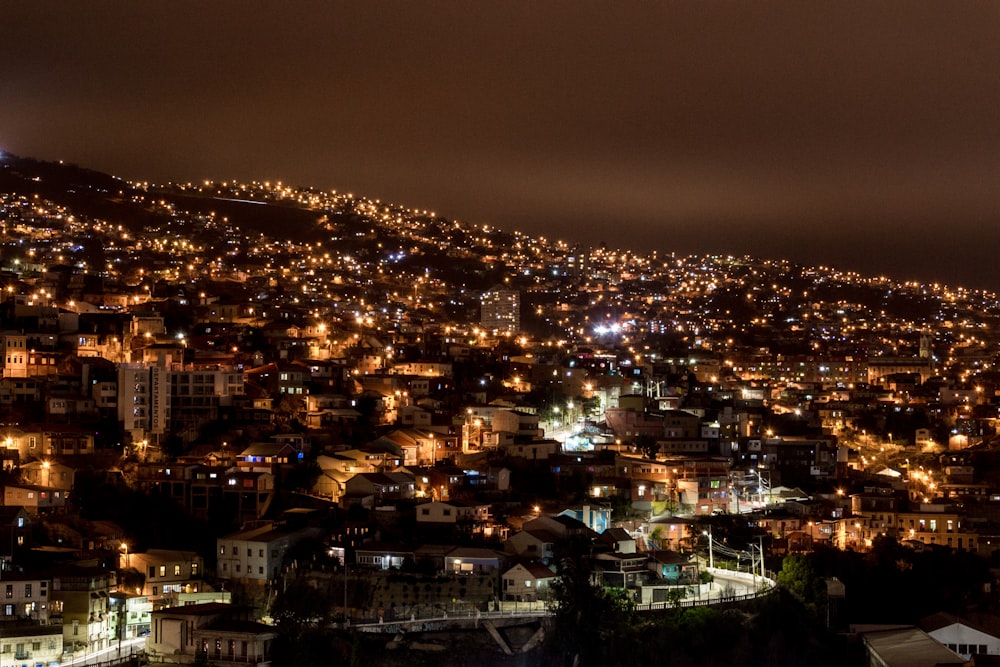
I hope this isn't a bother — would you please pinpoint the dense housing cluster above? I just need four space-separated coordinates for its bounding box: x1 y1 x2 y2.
1 154 1000 664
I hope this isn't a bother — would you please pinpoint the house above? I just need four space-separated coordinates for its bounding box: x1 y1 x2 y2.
0 575 54 623
504 529 558 565
20 460 74 491
236 442 301 474
919 612 1000 660
126 549 205 598
557 504 612 534
497 439 561 461
398 405 432 428
0 507 31 567
50 565 116 656
416 501 491 534
373 428 441 466
0 424 96 461
109 593 153 640
216 521 321 584
648 550 699 585
4 484 67 514
501 562 556 602
598 527 636 554
857 625 965 667
642 517 697 552
342 471 416 508
147 602 276 666
592 551 650 589
523 514 597 542
426 465 467 502
337 447 401 472
354 542 416 570
444 547 506 574
0 623 62 666
312 469 351 502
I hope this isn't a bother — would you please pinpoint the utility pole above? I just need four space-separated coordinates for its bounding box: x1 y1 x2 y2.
703 526 714 569
759 536 765 581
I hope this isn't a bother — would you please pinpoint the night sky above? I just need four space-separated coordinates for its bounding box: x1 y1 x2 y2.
3 2 999 289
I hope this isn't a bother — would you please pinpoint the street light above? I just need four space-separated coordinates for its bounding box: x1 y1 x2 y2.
703 526 714 569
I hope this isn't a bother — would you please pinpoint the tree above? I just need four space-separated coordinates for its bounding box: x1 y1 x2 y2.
270 578 335 638
634 434 659 459
776 554 825 617
545 537 639 666
284 459 321 493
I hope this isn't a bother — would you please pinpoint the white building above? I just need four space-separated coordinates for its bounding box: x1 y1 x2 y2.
0 333 28 378
921 612 1000 660
216 522 320 584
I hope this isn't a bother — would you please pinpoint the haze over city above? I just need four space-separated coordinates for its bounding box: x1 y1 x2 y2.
3 2 1000 289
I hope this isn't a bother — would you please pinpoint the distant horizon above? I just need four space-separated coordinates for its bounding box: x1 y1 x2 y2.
5 147 995 297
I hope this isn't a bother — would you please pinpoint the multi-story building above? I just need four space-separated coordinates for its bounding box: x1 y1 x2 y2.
0 333 28 378
480 286 520 334
118 363 244 446
50 566 115 656
117 364 169 444
125 549 204 598
0 623 62 666
0 576 53 623
216 521 320 584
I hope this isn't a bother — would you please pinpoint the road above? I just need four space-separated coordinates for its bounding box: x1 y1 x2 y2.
60 637 146 667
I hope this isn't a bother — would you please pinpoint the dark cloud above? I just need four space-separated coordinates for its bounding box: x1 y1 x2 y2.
1 2 999 287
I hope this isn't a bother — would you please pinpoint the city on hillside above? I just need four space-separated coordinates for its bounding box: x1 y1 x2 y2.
0 154 998 665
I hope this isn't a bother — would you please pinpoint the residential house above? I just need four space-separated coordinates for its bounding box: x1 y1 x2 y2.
50 565 115 656
522 514 596 542
342 471 416 508
0 507 31 568
126 549 204 598
0 425 96 461
354 542 415 570
374 428 441 467
504 530 558 565
0 575 53 623
497 439 561 461
598 527 636 554
416 501 491 536
398 405 432 428
20 460 74 491
443 547 506 574
920 612 1000 660
236 442 301 474
557 504 611 534
858 625 965 667
109 593 153 640
641 516 697 552
337 448 400 472
4 484 67 514
426 466 467 502
147 602 275 667
501 562 556 602
896 505 977 551
592 551 650 589
216 521 321 584
0 623 62 666
647 550 699 585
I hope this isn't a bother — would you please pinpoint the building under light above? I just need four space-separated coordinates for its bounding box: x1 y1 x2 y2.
480 286 520 334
